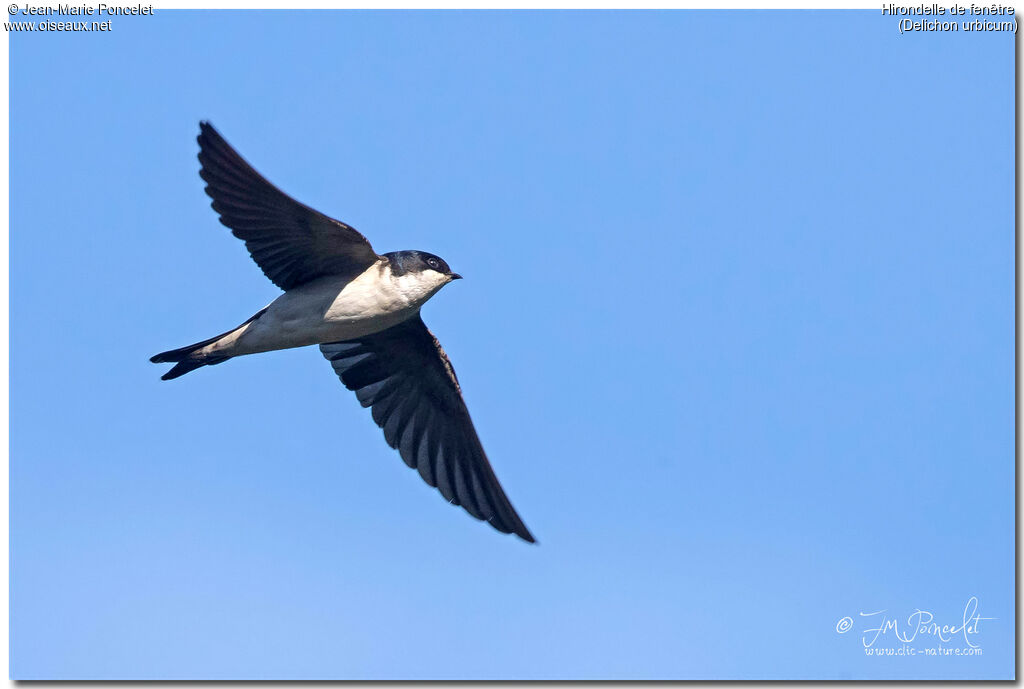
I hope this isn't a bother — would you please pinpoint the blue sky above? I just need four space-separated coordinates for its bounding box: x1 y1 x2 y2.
10 10 1014 680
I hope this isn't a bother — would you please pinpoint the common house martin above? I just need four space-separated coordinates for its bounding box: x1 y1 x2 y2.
152 122 534 543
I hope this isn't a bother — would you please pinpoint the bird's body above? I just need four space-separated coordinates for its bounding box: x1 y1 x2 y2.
152 122 534 542
194 259 451 359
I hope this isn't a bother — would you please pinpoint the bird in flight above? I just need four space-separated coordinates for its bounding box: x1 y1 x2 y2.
151 122 534 543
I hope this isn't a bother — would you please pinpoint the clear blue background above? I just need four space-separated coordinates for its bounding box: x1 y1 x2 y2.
10 10 1014 680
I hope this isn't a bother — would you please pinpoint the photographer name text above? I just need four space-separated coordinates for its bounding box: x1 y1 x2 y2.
11 3 151 15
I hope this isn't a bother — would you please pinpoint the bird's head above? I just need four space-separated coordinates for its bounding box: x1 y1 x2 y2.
386 250 462 281
384 250 463 303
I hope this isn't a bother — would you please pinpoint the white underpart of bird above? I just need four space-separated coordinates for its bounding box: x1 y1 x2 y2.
200 262 453 359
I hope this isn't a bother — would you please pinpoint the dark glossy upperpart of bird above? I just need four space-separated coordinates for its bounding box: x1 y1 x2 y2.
384 250 461 279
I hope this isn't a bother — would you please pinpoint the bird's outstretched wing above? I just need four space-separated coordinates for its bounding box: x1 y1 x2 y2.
197 121 380 291
320 315 535 542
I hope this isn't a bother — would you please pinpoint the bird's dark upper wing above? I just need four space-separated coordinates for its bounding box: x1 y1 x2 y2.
320 315 535 542
197 121 380 291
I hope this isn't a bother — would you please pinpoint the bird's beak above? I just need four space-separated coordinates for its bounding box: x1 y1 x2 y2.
449 273 463 280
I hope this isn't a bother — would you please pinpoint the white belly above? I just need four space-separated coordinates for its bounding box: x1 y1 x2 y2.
212 261 449 357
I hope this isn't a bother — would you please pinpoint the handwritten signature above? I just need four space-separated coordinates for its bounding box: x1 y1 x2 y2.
835 596 994 649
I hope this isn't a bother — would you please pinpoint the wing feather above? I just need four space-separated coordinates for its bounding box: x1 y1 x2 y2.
320 315 535 542
197 122 380 290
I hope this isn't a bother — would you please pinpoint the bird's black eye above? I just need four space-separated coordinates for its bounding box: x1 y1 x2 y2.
427 258 440 270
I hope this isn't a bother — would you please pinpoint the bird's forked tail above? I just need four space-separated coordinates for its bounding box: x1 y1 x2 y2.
150 307 267 381
150 338 230 380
